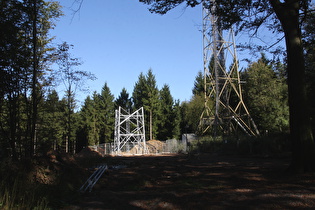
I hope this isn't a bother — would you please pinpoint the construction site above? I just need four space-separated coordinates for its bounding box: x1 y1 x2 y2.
89 0 259 157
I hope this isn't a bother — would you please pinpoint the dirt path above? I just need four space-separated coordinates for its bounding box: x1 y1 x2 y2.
69 154 315 209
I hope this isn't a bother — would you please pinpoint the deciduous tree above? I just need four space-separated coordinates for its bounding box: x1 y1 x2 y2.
53 42 95 153
243 54 289 134
140 0 314 173
0 0 61 159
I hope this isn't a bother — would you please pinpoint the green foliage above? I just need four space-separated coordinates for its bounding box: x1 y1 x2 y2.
172 100 182 139
98 83 115 143
78 83 115 146
0 177 49 209
115 87 132 111
37 90 64 153
180 94 204 134
0 0 62 158
0 161 47 209
243 54 289 134
157 84 181 140
192 71 204 96
130 70 182 141
52 42 96 153
132 69 160 140
79 94 100 146
139 2 314 173
139 0 311 38
132 72 147 109
303 7 315 135
189 134 290 156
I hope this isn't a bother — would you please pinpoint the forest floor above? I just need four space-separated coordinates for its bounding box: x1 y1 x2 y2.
66 153 315 209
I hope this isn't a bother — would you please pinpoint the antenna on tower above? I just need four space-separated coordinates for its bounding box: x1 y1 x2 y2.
198 0 259 137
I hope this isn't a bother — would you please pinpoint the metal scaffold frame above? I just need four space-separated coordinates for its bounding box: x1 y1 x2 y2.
114 107 147 155
199 0 259 137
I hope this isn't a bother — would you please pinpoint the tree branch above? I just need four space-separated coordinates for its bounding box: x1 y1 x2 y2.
70 0 84 22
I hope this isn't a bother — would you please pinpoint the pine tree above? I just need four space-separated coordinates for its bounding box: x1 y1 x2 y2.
38 90 63 151
192 71 204 96
115 87 132 111
132 69 160 140
98 83 115 143
158 84 175 140
132 72 147 110
139 0 315 174
79 94 100 146
143 69 160 140
0 0 62 159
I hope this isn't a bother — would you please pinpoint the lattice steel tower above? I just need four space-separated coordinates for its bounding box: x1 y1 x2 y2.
114 107 147 155
199 0 259 137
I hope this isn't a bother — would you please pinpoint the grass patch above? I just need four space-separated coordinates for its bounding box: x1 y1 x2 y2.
0 160 49 209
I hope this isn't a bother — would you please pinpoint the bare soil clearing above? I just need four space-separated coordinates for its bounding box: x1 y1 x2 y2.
69 154 315 209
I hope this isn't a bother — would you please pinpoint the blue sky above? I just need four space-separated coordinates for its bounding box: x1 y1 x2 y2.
50 0 287 107
50 0 204 106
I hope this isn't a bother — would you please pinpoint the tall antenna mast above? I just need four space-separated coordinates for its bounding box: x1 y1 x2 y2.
199 0 259 137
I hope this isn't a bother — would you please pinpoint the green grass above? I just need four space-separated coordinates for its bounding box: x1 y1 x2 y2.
0 173 49 209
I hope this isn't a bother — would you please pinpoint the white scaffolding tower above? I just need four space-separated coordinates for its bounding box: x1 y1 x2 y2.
199 0 259 137
114 107 146 155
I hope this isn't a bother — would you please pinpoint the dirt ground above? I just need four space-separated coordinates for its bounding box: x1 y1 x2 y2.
68 154 315 209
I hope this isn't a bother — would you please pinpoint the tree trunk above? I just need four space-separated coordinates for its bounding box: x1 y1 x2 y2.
9 99 18 160
30 0 38 157
150 109 153 140
270 0 315 173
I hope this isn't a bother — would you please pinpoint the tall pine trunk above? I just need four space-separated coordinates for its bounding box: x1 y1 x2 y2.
30 0 38 157
270 0 315 173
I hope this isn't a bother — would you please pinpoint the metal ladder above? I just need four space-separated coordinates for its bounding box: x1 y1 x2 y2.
79 164 108 193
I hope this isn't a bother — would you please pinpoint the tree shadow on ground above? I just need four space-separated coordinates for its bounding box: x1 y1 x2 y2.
69 154 315 209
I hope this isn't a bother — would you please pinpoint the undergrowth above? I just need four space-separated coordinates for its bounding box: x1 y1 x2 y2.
0 150 105 209
0 159 48 209
190 133 291 157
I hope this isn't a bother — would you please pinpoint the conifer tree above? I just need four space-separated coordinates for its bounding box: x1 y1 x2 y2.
192 71 204 96
98 83 115 143
132 72 147 109
139 0 314 174
132 69 160 140
79 93 100 146
143 69 160 140
0 0 62 158
158 84 175 140
115 87 132 111
172 100 181 139
38 90 64 152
